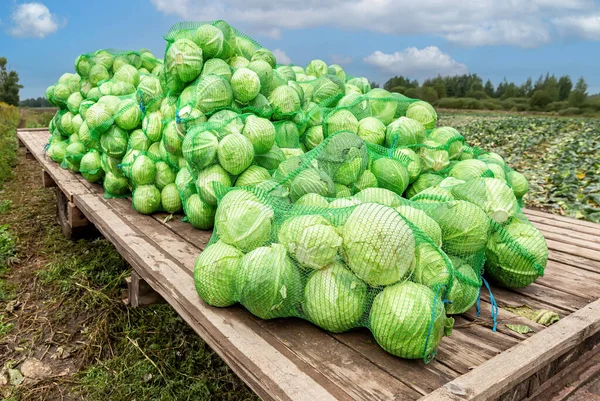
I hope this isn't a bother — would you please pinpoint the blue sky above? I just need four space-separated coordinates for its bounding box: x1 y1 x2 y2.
1 0 599 99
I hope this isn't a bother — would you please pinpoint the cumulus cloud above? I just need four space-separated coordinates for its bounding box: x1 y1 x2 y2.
150 0 600 46
364 47 468 78
554 14 600 40
9 3 61 38
272 49 291 65
330 55 353 65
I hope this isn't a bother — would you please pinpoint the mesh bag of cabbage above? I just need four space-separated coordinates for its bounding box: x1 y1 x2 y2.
119 147 183 216
162 20 263 95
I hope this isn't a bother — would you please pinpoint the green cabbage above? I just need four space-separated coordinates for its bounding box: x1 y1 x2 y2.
194 240 241 307
304 261 367 332
341 203 415 286
133 185 161 214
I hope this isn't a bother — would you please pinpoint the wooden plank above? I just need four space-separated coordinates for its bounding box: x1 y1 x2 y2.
75 193 347 401
539 229 600 253
535 260 600 302
545 239 600 263
126 271 165 307
329 328 461 396
152 212 212 250
259 318 423 400
548 249 600 274
100 195 420 401
42 169 57 188
418 299 600 401
528 215 600 238
482 286 572 318
524 209 600 231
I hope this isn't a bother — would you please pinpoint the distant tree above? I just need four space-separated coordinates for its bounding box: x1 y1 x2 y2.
484 80 495 97
495 78 508 98
420 86 439 103
500 83 518 100
0 57 23 106
568 77 588 106
20 97 51 107
404 87 420 99
370 81 380 89
557 75 573 101
543 73 560 101
520 77 533 97
530 90 552 108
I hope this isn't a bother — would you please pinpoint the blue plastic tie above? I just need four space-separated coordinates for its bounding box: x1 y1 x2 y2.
117 163 122 169
176 112 181 124
476 276 498 332
139 101 145 114
422 286 443 363
482 276 499 332
43 143 50 159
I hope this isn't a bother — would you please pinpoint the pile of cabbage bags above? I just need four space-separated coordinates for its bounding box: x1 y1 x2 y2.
44 20 548 361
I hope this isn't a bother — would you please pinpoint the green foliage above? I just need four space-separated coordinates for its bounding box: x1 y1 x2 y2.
529 90 552 109
0 102 19 189
0 58 23 106
440 113 600 222
0 224 16 270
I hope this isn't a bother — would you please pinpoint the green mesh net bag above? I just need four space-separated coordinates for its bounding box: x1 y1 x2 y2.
42 21 550 361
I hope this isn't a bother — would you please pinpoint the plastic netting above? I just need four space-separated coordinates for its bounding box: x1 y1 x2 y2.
43 19 549 361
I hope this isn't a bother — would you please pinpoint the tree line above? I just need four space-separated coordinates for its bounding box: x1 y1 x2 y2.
381 73 597 115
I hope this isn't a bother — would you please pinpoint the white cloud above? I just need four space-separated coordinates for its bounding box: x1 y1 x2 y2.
554 14 600 40
364 47 468 78
330 55 353 65
272 49 291 65
150 0 600 47
9 3 61 38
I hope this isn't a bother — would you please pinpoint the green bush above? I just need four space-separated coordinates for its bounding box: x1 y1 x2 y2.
482 100 503 110
467 90 488 100
558 107 583 116
530 90 552 109
546 101 569 112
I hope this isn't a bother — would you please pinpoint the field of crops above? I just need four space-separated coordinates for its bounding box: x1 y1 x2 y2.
440 112 600 223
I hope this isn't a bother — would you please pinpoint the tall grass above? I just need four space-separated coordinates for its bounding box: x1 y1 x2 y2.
0 102 20 188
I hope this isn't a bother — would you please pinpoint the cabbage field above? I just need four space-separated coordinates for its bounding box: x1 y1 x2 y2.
43 20 549 361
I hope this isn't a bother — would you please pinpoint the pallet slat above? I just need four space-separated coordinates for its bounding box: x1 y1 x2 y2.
19 129 600 401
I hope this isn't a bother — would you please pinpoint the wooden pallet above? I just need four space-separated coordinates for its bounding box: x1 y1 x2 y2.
18 129 600 401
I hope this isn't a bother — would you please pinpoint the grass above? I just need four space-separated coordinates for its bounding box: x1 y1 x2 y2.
0 109 257 401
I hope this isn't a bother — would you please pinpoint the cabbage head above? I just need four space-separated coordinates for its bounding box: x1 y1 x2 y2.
485 220 548 288
217 133 255 175
185 194 216 229
278 215 342 269
237 243 302 319
420 140 450 172
445 256 480 315
396 205 442 247
412 242 453 293
115 98 142 131
370 281 453 359
268 85 301 120
104 172 130 196
449 159 489 182
133 185 161 215
80 150 104 183
317 132 368 186
182 129 218 171
196 164 232 206
429 127 464 159
450 178 518 224
294 193 329 209
357 117 385 146
427 201 490 255
290 169 335 201
194 240 241 307
341 203 415 286
166 39 203 86
175 166 197 201
194 24 224 58
324 109 358 137
393 148 422 183
385 117 426 148
231 68 261 103
371 158 410 196
367 88 397 125
194 74 233 114
235 165 271 187
507 170 529 199
154 161 176 191
131 155 156 186
255 144 286 170
215 189 274 252
406 173 444 199
406 101 437 129
353 188 401 207
243 115 276 154
161 183 182 213
304 261 367 332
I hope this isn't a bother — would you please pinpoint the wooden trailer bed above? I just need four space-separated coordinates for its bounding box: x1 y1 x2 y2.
17 128 600 401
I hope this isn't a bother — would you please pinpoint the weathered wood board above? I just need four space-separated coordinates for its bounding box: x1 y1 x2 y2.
18 129 600 401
